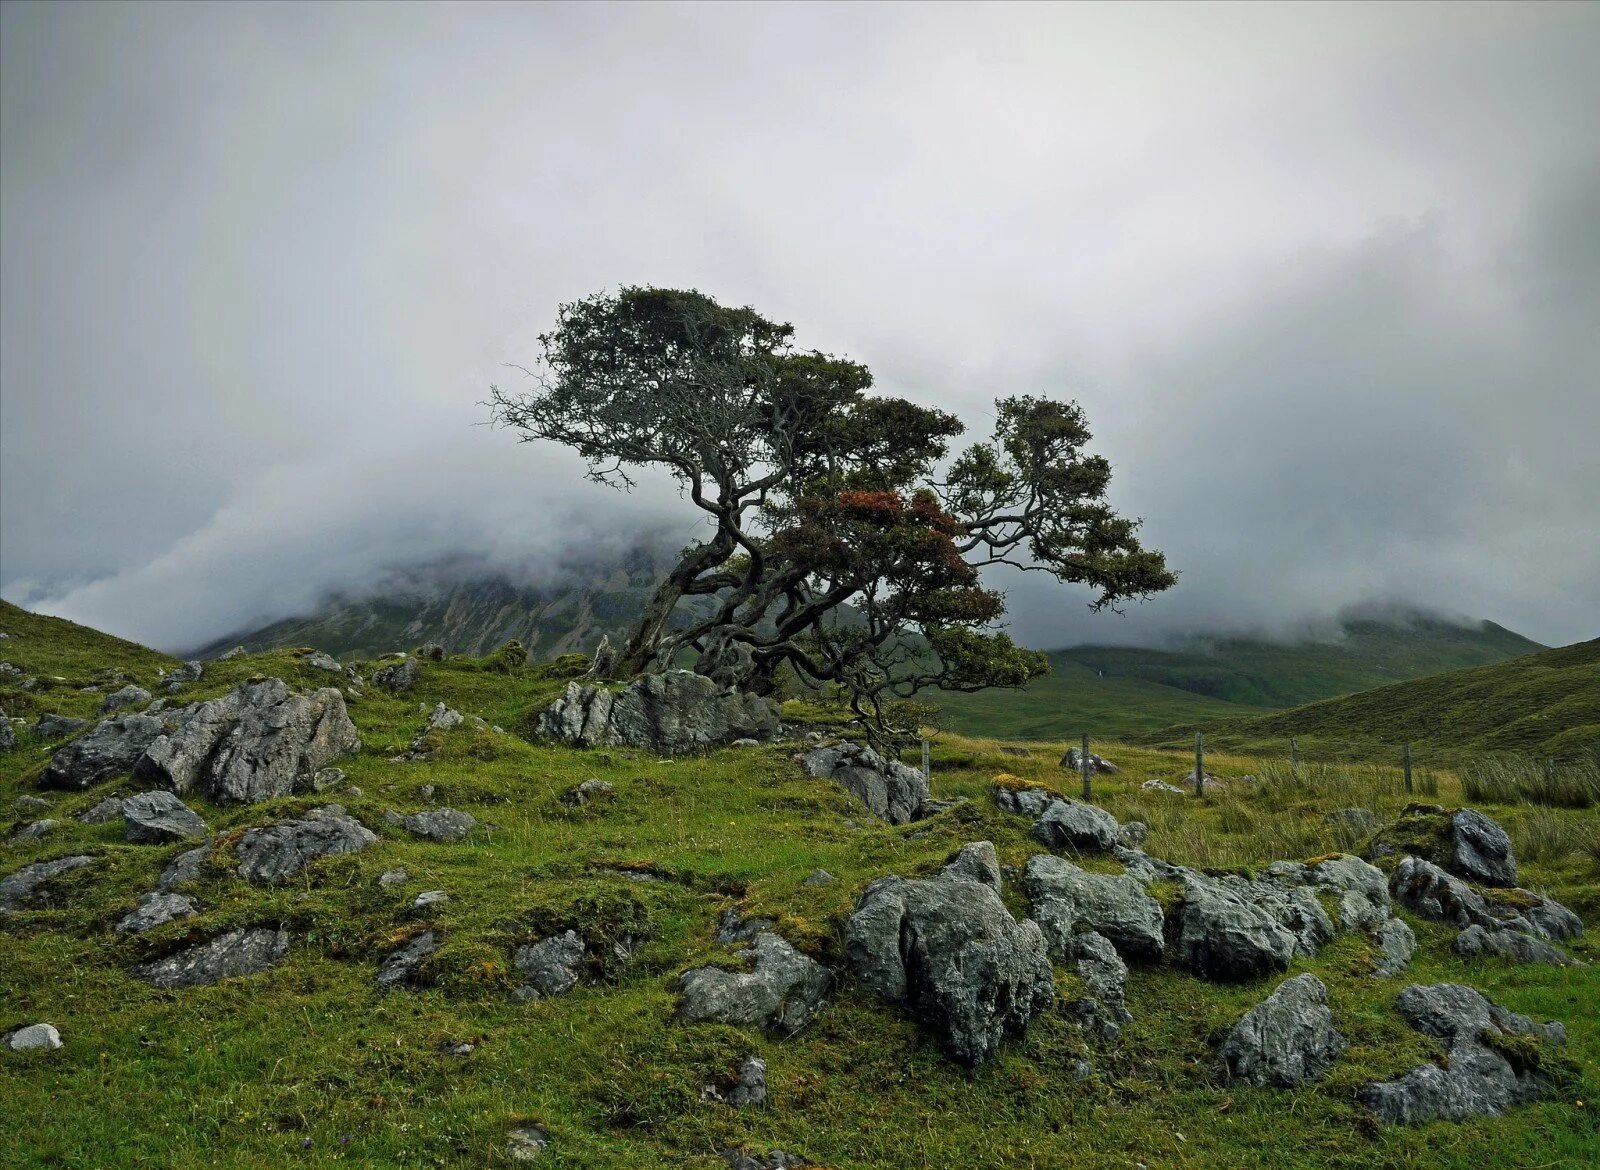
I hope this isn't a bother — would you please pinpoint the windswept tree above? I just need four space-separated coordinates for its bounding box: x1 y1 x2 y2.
489 286 1174 741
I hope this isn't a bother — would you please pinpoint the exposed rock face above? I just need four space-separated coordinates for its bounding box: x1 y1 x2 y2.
1359 983 1568 1124
678 932 830 1036
8 819 57 844
5 1023 62 1050
704 1055 768 1108
513 930 586 999
1389 856 1518 933
1449 809 1517 887
131 928 290 988
539 671 781 756
717 910 777 946
1173 876 1297 982
372 657 422 692
1453 924 1580 966
39 712 172 790
941 841 1002 891
13 795 52 815
398 807 476 842
136 678 360 803
1060 746 1119 774
1 855 95 911
1023 854 1165 960
1520 892 1585 941
34 714 86 739
303 652 341 674
1220 974 1345 1087
506 1124 551 1162
116 892 199 934
1030 798 1120 852
376 930 441 990
845 864 1054 1065
1262 854 1391 931
1372 917 1417 977
121 791 208 843
99 685 152 714
234 806 378 885
1061 929 1131 1039
77 796 125 824
994 784 1054 817
157 845 208 892
801 742 930 825
1213 875 1334 958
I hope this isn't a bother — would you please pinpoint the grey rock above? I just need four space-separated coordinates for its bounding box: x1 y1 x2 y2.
33 714 86 739
514 930 586 998
1359 982 1567 1124
157 845 208 892
13 795 52 815
0 855 94 910
539 671 781 756
40 711 175 790
219 647 247 660
378 867 409 888
1117 820 1148 849
376 929 441 990
0 713 12 753
679 932 830 1036
135 678 360 803
1173 876 1297 981
1372 917 1417 977
1450 808 1517 887
401 807 476 842
310 767 345 792
726 1055 768 1107
1217 874 1334 957
77 796 125 824
1452 924 1581 966
116 891 199 934
412 889 448 912
1262 853 1390 931
1140 778 1186 795
801 742 928 824
845 872 1053 1065
419 783 435 799
234 806 378 885
99 685 152 714
505 1124 550 1162
1515 889 1585 941
801 869 835 886
372 657 422 692
165 660 204 686
1023 854 1165 960
415 642 446 662
1060 746 1119 774
994 784 1054 817
561 779 616 806
730 737 760 748
8 819 57 844
121 790 208 843
1062 929 1131 1039
717 909 777 945
131 927 289 987
1220 973 1345 1087
1030 798 1120 852
1389 856 1530 934
719 1150 809 1170
303 652 341 673
5 1023 62 1051
940 841 1002 891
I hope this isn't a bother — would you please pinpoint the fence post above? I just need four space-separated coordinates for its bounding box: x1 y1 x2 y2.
1290 737 1299 769
1195 731 1205 797
1402 742 1413 796
921 738 931 783
1081 733 1093 801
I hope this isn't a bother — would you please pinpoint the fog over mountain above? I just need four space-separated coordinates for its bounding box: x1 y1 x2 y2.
3 3 1597 654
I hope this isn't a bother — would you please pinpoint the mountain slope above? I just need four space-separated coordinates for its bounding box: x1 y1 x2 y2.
0 599 176 702
1139 637 1600 762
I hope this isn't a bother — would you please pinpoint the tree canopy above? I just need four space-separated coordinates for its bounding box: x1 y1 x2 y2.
489 286 1175 741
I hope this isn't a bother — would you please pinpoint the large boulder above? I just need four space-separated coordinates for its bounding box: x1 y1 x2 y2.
678 932 830 1037
538 671 780 756
1172 876 1297 982
99 685 152 714
116 892 199 935
39 712 174 790
1448 809 1518 887
0 855 95 911
993 783 1054 817
372 657 422 692
121 791 208 844
1261 854 1390 931
1220 974 1345 1087
131 928 289 988
234 806 377 885
1452 924 1580 967
1372 917 1417 978
845 864 1054 1065
1359 983 1568 1124
802 742 929 825
1030 798 1120 852
1389 856 1521 933
33 713 86 739
135 678 360 803
1022 854 1165 960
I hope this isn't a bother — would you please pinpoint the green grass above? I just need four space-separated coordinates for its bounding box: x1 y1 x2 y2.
2 611 1597 1168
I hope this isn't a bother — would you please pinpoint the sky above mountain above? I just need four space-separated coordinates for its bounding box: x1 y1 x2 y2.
2 2 1597 653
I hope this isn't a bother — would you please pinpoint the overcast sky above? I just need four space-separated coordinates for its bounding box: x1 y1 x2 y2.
2 1 1596 653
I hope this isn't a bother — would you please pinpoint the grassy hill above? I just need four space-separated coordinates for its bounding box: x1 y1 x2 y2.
934 613 1543 741
2 609 1597 1168
1140 638 1600 766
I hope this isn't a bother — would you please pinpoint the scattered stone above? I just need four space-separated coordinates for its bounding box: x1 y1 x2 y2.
131 927 289 987
33 714 86 739
993 782 1054 817
1220 973 1345 1087
719 1149 809 1170
157 845 208 892
416 642 446 662
731 737 760 748
99 685 152 714
801 741 929 825
1030 798 1120 852
136 678 361 803
539 670 781 756
412 889 448 912
309 767 346 792
399 807 476 843
1061 929 1131 1039
505 1124 550 1162
164 660 204 688
303 652 341 673
77 796 126 823
1372 917 1417 977
514 930 586 999
1449 808 1518 887
1060 746 1119 774
845 865 1053 1065
4 1023 62 1051
39 711 174 790
1023 854 1166 960
1262 853 1390 931
801 869 835 886
1323 807 1377 834
562 779 616 807
372 657 422 692
717 909 778 945
378 867 410 888
13 795 52 815
8 819 57 845
941 841 1002 891
1453 924 1580 966
1140 779 1185 795
679 932 830 1036
234 806 378 885
219 647 247 660
121 791 208 843
1172 876 1296 982
376 930 441 991
116 891 199 934
1359 983 1568 1124
704 1055 768 1108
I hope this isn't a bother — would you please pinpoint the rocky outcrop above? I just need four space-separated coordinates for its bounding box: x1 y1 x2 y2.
801 742 929 825
1059 746 1119 774
845 860 1054 1065
99 685 152 714
39 712 174 790
1448 809 1517 887
1372 917 1417 977
121 791 208 843
77 796 125 823
163 661 204 692
1023 854 1165 960
1359 983 1568 1124
135 678 360 803
1389 856 1505 931
131 928 289 988
1060 929 1131 1040
1029 798 1120 852
0 854 95 911
1261 854 1390 931
157 845 208 892
1452 924 1580 966
539 671 780 756
993 783 1054 817
1172 876 1297 982
678 932 830 1036
377 930 442 991
116 892 199 934
33 714 86 739
372 657 422 692
513 930 586 999
1220 974 1345 1087
941 841 1002 891
234 806 377 885
396 807 476 842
